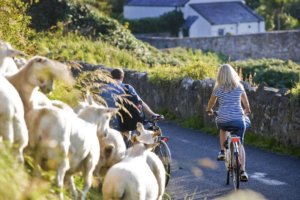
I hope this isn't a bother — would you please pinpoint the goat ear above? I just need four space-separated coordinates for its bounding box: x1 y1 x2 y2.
144 143 158 150
131 134 139 144
136 122 144 133
153 130 161 138
7 48 26 57
104 144 114 159
34 56 47 63
107 107 119 115
86 92 95 105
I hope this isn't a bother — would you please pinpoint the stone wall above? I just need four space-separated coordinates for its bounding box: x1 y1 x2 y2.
123 70 300 148
138 30 300 62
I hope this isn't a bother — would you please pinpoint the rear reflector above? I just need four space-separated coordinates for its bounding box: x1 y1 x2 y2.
231 137 240 143
161 137 169 142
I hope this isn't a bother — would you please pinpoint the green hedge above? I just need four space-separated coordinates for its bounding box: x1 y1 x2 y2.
125 10 184 36
231 58 300 89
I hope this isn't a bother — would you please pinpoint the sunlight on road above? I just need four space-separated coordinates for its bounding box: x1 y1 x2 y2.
215 189 266 200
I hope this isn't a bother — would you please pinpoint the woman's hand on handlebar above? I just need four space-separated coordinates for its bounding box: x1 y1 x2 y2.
152 114 164 121
244 108 251 116
206 109 214 116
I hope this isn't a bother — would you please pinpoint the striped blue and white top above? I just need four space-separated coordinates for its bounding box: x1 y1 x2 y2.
214 85 245 123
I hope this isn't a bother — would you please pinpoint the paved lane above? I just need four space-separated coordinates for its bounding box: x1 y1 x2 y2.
160 121 300 200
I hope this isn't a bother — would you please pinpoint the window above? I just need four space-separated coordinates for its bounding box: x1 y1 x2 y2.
218 29 225 36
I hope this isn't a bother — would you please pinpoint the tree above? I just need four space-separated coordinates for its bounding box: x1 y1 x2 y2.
0 0 33 49
245 0 261 9
257 0 299 30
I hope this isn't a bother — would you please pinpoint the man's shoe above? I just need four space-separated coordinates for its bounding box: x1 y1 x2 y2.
217 150 225 161
240 171 249 182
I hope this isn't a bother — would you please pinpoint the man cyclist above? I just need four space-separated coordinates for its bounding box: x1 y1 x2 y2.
100 68 159 132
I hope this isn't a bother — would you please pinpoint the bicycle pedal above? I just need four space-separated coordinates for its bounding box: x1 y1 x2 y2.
217 157 225 161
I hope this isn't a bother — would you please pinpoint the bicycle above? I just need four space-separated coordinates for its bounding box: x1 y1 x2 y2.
210 111 242 190
223 126 241 190
144 115 172 187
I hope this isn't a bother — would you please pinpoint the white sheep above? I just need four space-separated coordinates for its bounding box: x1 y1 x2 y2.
102 133 159 200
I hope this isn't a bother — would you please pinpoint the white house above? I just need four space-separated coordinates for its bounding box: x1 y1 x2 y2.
124 0 265 37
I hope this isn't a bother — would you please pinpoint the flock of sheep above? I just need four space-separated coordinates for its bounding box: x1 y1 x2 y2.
0 41 166 200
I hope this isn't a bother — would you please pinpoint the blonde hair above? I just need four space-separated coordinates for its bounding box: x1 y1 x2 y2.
214 64 241 91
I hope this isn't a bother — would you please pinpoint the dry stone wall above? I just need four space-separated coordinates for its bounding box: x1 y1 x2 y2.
138 30 300 62
123 70 300 148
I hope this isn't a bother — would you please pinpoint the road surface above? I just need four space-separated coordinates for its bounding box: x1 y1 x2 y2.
160 121 300 200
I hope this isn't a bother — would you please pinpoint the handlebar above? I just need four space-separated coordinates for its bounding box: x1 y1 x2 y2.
206 110 218 117
151 114 164 121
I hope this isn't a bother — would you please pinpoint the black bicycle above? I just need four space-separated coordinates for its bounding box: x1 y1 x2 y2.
144 115 172 187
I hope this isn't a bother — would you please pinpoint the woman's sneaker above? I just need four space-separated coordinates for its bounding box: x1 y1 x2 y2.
217 150 225 161
240 171 249 182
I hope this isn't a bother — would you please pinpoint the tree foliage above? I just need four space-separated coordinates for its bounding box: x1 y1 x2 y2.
246 0 300 30
0 0 33 49
125 10 184 36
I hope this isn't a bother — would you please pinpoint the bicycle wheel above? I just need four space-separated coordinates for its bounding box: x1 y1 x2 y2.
153 140 172 187
225 148 230 185
231 147 240 190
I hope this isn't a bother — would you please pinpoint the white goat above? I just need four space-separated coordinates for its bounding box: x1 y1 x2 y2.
5 56 100 199
0 42 28 163
76 96 126 177
102 133 159 200
0 41 25 75
0 76 28 163
6 55 74 113
136 123 166 200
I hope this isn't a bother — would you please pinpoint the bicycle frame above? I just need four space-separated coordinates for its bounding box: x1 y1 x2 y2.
141 117 172 187
225 132 241 190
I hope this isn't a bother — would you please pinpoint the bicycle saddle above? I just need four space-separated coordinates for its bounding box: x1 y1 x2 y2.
221 126 240 132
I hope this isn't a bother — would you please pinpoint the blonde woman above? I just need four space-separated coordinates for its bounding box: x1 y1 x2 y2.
206 64 251 182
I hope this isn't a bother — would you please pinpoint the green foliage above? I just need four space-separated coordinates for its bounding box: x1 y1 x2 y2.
245 132 300 158
148 48 223 84
245 0 261 9
32 31 147 69
27 0 182 67
126 10 185 36
181 116 204 130
0 147 50 199
47 80 82 108
254 0 300 30
231 58 300 89
0 0 34 49
290 83 300 104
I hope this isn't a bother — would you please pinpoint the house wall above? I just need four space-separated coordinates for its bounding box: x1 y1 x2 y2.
238 22 260 34
211 22 261 36
259 21 266 32
189 16 211 37
124 6 178 19
211 24 236 36
137 30 300 62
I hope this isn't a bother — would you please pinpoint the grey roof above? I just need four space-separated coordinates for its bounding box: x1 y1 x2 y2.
190 1 264 25
181 16 198 29
125 0 189 7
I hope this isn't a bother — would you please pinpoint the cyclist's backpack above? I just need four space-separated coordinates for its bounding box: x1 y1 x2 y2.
118 84 144 132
